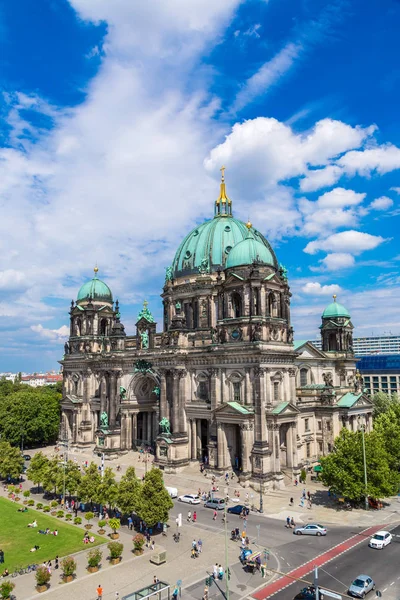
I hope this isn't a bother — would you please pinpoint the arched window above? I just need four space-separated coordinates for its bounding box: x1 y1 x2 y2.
233 381 241 403
75 318 81 336
253 288 260 316
328 333 338 351
231 292 242 318
300 368 308 387
268 293 277 317
273 381 280 402
100 318 108 336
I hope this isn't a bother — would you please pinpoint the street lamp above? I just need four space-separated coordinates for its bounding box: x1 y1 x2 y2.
358 416 368 511
259 473 264 514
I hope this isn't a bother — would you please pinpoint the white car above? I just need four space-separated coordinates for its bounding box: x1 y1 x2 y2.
178 494 201 505
369 530 392 549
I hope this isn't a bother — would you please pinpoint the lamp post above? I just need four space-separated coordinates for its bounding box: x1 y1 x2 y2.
259 473 264 514
358 416 368 511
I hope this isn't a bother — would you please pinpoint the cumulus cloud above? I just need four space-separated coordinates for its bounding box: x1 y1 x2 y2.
317 253 355 271
338 144 400 176
298 188 366 236
304 230 387 255
302 282 342 295
369 196 394 211
31 324 69 340
299 165 343 192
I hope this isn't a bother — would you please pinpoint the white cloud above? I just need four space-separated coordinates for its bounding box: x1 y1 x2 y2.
302 282 342 295
304 230 387 255
243 23 261 38
300 165 343 192
338 144 400 176
31 324 69 340
298 188 366 236
316 188 366 209
391 187 400 194
314 253 356 271
369 196 394 211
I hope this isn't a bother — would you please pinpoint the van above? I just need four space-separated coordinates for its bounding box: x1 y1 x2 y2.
204 497 226 510
165 486 178 498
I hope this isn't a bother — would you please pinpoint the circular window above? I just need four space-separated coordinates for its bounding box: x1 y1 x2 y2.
184 250 192 259
225 246 232 254
193 230 199 237
224 225 231 232
231 329 241 340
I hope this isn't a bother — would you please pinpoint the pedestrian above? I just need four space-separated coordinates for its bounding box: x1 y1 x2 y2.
302 489 306 498
115 593 119 600
261 563 267 578
213 563 218 579
187 511 192 522
55 556 59 570
299 498 305 508
213 510 217 521
218 565 224 580
154 576 159 585
307 499 312 509
286 516 291 528
290 517 296 527
150 540 155 550
97 585 103 600
307 491 311 500
128 516 133 531
192 539 197 548
203 585 209 600
289 497 294 506
197 538 203 553
191 547 197 559
193 511 197 523
176 516 180 528
294 479 298 486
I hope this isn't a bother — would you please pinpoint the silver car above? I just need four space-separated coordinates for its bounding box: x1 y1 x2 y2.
348 575 375 598
293 524 327 536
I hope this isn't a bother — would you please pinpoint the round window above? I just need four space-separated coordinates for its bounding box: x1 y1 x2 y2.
184 250 192 259
193 230 199 237
231 329 241 340
225 246 232 254
224 225 231 232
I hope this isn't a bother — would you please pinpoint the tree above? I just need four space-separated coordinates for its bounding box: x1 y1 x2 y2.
0 441 24 479
136 468 173 526
78 462 101 509
117 467 141 515
321 428 400 502
97 467 119 509
41 457 62 494
371 392 399 418
27 452 50 490
374 403 400 469
57 460 82 497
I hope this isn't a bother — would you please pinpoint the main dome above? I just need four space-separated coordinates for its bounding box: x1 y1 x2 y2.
77 268 113 304
172 169 278 278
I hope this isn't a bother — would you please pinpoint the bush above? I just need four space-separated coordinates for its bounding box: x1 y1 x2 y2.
36 502 43 510
65 513 72 521
7 485 15 494
85 511 94 523
0 580 15 599
108 518 120 534
27 499 35 506
74 516 82 525
98 519 106 529
300 468 307 484
43 506 50 513
23 490 30 499
57 510 64 518
87 548 103 568
60 556 76 577
50 500 58 508
35 566 51 587
107 541 123 559
132 533 145 552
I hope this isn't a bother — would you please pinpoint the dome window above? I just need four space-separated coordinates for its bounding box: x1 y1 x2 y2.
184 250 192 259
193 230 199 237
225 246 232 254
224 225 231 232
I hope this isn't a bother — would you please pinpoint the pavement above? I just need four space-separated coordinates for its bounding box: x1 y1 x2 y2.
5 445 400 600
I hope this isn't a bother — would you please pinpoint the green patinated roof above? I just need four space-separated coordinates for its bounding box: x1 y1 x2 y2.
77 272 113 304
337 392 362 407
227 401 253 415
137 300 155 323
172 216 277 277
271 401 289 414
322 299 350 319
302 384 327 390
293 340 308 350
226 236 275 269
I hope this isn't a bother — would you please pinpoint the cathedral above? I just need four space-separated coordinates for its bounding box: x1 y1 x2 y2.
61 170 372 489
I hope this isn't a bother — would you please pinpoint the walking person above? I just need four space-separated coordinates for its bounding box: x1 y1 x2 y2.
286 516 291 528
128 516 133 531
54 556 59 570
193 511 197 523
197 538 203 553
203 585 209 600
187 511 192 522
213 563 218 579
97 585 103 600
213 510 217 521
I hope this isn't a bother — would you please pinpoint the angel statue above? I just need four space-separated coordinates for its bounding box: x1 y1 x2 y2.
100 411 109 430
159 417 171 436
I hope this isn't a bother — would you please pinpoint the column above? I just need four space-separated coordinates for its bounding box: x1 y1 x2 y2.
245 368 251 405
191 420 197 460
132 412 138 445
109 373 116 428
286 424 293 468
260 285 266 316
288 368 297 401
153 412 159 438
100 375 107 414
254 368 267 444
240 424 251 474
196 419 202 459
147 412 152 443
178 370 187 433
159 370 167 420
142 412 147 442
217 423 225 468
172 371 180 433
210 369 220 410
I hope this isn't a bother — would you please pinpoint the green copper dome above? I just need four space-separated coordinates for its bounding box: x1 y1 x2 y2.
226 235 275 269
322 296 350 319
77 268 113 304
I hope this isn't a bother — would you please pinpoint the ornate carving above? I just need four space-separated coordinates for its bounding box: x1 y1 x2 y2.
288 367 296 377
219 327 227 343
217 422 223 430
272 327 279 341
322 372 333 387
178 369 187 379
250 323 262 342
254 366 267 378
208 368 219 377
134 359 153 374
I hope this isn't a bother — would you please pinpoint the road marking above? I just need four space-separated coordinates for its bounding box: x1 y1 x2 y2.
390 582 395 586
383 588 388 592
252 525 384 600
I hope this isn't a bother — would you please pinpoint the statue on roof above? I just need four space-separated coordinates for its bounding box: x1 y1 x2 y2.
140 330 149 349
198 257 209 275
159 417 171 436
137 300 155 323
279 264 288 281
165 266 173 282
100 411 109 431
322 372 333 388
120 386 127 400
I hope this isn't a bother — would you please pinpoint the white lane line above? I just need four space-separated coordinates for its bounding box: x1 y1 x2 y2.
383 588 388 592
390 582 395 586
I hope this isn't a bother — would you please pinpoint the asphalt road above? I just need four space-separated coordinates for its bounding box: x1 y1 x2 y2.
270 525 400 600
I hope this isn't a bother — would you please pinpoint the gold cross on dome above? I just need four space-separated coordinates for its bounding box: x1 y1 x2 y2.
220 165 226 181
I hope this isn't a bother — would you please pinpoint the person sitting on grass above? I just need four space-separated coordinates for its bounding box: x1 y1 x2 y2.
30 545 40 552
89 536 95 543
17 506 28 512
28 519 37 528
52 529 58 536
2 569 9 577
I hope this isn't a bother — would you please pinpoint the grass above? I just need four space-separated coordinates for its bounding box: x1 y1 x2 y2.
0 497 104 572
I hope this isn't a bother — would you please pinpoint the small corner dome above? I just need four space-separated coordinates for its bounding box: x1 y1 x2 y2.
322 296 350 319
77 268 113 304
226 236 275 269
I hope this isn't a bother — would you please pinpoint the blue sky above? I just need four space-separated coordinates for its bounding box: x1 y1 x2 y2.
0 0 400 372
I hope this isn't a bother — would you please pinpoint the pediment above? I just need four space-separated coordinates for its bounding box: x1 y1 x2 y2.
214 401 254 418
294 341 326 358
270 401 300 416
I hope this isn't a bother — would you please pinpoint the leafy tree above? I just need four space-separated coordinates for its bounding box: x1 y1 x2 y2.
0 441 24 479
321 428 400 502
117 467 141 515
97 467 119 509
27 451 50 490
57 460 82 497
374 403 400 469
78 462 101 509
371 392 399 418
136 468 173 526
41 457 62 494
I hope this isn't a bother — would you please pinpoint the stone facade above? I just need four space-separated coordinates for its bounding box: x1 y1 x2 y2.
61 177 372 489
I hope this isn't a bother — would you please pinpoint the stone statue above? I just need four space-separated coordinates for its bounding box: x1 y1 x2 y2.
198 257 209 275
165 266 173 282
279 264 288 280
210 327 217 343
354 371 363 393
153 386 160 398
287 326 294 344
140 330 149 349
159 417 171 436
322 372 333 387
161 331 170 347
219 327 227 343
100 411 109 430
64 341 70 355
120 386 127 400
251 323 262 342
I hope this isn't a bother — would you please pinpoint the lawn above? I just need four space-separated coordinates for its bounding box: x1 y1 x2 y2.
0 497 105 572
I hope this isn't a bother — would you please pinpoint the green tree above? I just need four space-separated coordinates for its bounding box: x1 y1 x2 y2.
57 460 82 497
371 392 399 418
27 451 50 490
321 428 400 502
41 457 62 494
136 468 173 526
78 462 101 509
374 403 400 469
97 467 119 509
0 441 24 479
117 467 141 515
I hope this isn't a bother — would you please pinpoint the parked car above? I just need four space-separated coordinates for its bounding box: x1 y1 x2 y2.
165 486 178 499
204 498 226 510
23 454 31 461
369 530 392 549
348 575 375 598
293 524 327 536
178 494 200 505
227 504 249 516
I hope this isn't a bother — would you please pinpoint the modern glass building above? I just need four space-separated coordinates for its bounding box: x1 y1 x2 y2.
310 335 400 357
356 354 400 396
